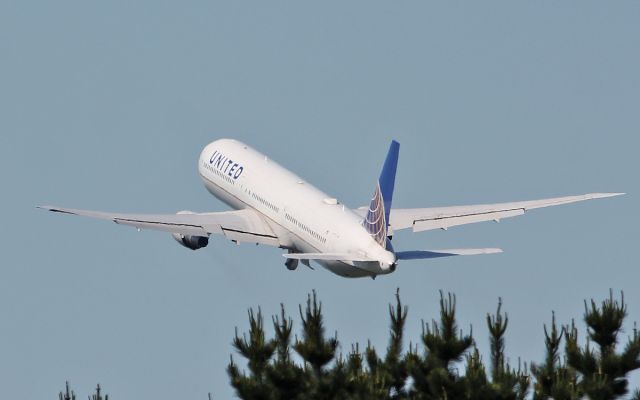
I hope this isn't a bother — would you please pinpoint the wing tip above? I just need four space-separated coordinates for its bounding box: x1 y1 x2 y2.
591 192 625 198
485 248 503 254
36 205 77 215
37 205 58 212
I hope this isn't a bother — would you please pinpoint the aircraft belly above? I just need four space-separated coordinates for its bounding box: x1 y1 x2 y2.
318 260 375 278
285 237 361 277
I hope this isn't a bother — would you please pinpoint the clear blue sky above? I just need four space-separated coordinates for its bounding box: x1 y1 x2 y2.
1 1 639 399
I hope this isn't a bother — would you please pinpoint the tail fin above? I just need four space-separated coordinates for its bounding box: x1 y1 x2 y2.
363 140 399 247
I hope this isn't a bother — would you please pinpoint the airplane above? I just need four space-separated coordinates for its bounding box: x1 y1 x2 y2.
39 139 623 279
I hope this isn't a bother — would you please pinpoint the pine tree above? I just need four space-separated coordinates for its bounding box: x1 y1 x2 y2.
365 288 409 399
266 304 307 400
530 313 580 400
224 289 639 399
407 291 473 399
227 308 277 399
331 343 375 399
88 384 108 400
293 290 338 376
463 346 495 400
59 381 76 400
485 299 529 400
565 290 640 399
292 290 339 399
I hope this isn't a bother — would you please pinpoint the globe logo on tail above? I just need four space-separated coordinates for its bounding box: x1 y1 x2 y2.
363 183 388 247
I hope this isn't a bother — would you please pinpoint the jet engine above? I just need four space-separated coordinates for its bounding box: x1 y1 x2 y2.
172 233 209 250
285 258 298 270
171 211 209 250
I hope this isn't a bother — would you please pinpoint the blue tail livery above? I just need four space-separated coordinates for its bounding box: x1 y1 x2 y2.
363 140 400 247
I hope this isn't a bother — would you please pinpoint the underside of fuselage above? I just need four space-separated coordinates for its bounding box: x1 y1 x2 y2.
319 259 397 278
317 260 377 278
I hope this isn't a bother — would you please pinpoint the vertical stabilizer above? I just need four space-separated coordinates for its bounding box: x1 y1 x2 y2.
363 140 399 247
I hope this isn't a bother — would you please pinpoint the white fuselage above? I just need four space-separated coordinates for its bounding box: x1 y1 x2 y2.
197 139 395 278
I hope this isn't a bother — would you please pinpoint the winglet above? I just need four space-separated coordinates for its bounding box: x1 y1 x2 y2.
37 205 78 215
363 140 400 247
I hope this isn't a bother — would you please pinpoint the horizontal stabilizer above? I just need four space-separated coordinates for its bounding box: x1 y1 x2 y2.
283 253 376 262
395 248 502 260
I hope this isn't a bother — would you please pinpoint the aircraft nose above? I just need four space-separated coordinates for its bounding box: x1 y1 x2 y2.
198 147 207 173
199 142 219 170
200 142 215 161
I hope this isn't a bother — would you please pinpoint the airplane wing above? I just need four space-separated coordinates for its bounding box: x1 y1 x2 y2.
355 193 624 233
37 205 281 246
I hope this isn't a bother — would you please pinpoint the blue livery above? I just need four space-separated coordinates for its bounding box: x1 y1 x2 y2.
363 140 399 247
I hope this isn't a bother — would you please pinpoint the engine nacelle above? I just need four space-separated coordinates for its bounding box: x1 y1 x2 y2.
172 233 209 250
171 210 209 250
285 258 298 271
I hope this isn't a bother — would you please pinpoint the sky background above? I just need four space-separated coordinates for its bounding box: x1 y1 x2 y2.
1 1 639 399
